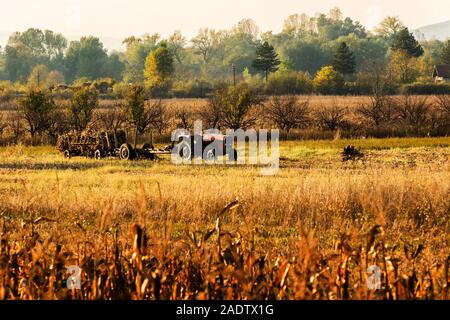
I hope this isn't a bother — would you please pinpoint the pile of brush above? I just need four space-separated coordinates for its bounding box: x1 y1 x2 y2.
342 145 364 161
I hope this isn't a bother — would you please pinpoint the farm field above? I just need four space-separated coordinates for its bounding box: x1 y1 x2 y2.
0 137 449 300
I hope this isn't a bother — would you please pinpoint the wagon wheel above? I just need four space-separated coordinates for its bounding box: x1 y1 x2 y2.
94 149 102 160
119 143 134 160
63 150 71 159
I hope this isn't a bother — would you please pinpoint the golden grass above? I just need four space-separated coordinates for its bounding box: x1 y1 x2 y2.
0 138 449 299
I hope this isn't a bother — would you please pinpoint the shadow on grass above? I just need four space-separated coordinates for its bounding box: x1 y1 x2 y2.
0 162 107 171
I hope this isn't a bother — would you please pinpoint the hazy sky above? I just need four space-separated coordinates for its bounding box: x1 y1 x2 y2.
0 0 449 39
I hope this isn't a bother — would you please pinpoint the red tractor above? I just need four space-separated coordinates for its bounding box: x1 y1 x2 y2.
172 133 238 162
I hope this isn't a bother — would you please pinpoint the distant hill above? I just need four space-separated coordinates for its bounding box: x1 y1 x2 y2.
415 20 450 41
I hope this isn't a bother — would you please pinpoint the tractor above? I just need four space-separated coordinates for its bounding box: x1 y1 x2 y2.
172 132 238 162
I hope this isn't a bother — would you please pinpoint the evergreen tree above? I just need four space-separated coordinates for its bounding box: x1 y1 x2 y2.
391 28 424 57
252 41 281 82
441 40 450 64
332 42 355 75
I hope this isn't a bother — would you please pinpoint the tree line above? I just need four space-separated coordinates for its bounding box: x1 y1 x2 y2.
1 7 450 97
0 83 448 146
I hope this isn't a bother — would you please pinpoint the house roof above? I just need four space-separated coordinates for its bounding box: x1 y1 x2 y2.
433 64 450 78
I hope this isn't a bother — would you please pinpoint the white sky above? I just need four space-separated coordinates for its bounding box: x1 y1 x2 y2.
0 0 449 39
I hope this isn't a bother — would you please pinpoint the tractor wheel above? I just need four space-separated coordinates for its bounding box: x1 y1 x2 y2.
63 150 71 159
119 143 134 160
175 141 191 161
94 149 102 160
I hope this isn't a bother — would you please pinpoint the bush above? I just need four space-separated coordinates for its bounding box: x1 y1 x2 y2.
171 80 212 98
18 88 57 143
344 81 372 95
265 71 313 95
314 103 348 131
91 78 115 94
264 95 310 132
401 83 450 95
313 66 344 95
72 77 92 87
394 94 431 135
69 87 99 131
0 81 16 100
112 82 129 98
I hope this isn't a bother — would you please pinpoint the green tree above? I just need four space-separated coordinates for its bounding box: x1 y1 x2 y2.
18 88 56 142
144 42 174 92
122 34 160 83
391 28 424 58
316 11 366 41
4 28 67 81
64 36 108 82
388 50 420 84
191 28 222 64
4 44 33 82
212 85 261 129
332 42 356 76
282 13 312 36
124 84 145 147
123 84 165 147
313 66 344 94
28 64 49 87
252 41 281 82
168 31 187 64
375 16 405 40
281 39 332 75
69 87 99 131
104 52 125 81
441 40 450 64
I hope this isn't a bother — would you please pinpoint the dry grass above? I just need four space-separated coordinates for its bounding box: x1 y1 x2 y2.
0 138 449 300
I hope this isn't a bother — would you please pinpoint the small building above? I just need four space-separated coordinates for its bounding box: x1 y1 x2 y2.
432 64 450 82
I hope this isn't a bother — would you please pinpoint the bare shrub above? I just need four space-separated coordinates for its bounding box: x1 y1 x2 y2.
357 93 396 127
0 113 7 137
435 94 450 115
47 107 69 145
430 95 450 135
7 109 24 143
264 95 310 133
96 102 126 133
174 104 195 129
315 102 348 131
147 100 169 135
199 98 223 129
395 94 431 134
